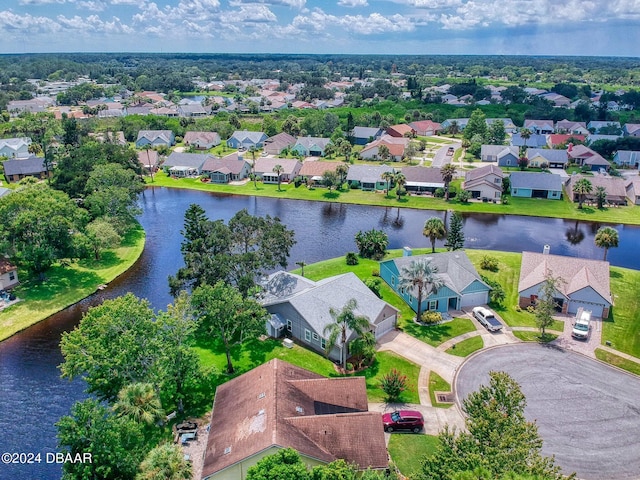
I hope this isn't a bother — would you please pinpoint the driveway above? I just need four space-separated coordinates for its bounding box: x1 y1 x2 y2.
455 343 640 480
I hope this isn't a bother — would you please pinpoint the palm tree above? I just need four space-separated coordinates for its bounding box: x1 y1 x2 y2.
336 163 349 189
113 383 164 425
594 186 608 209
273 164 284 191
520 127 531 148
572 178 593 209
594 226 619 261
423 217 446 253
378 144 391 163
449 120 460 137
394 172 406 200
248 146 258 188
323 298 371 371
398 259 445 322
381 170 395 196
440 163 457 201
137 443 192 480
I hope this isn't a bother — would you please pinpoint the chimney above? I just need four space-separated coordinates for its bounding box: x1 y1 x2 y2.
567 143 573 152
403 247 413 257
543 245 551 255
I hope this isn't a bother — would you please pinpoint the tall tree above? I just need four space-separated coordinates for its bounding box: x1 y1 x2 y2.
594 186 607 209
381 170 394 195
594 226 619 261
534 273 564 336
419 372 567 480
394 171 407 200
446 211 465 251
84 218 122 260
423 217 446 253
487 119 506 145
378 144 390 162
463 109 488 143
191 281 267 374
323 298 371 371
273 164 284 191
354 229 388 260
440 163 457 201
137 443 193 480
335 162 349 189
246 448 311 480
572 178 593 209
520 127 532 149
448 120 460 137
113 383 164 426
398 259 444 322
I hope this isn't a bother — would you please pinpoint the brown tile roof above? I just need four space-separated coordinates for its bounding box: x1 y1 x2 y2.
566 174 626 201
184 131 221 145
137 150 159 168
409 120 442 132
254 157 301 176
464 164 503 182
299 161 339 177
0 258 17 275
518 252 611 304
201 359 387 478
386 124 415 137
201 153 249 175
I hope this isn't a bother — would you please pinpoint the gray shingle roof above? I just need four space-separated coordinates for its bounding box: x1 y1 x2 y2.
346 164 394 184
201 153 250 175
509 172 563 191
163 152 211 170
352 126 382 139
229 130 267 143
3 157 46 176
526 148 568 164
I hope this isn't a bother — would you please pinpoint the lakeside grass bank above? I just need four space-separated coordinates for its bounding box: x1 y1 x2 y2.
146 171 640 225
0 225 146 342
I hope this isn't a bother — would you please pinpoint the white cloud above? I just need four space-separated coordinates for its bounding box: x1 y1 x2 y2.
18 0 66 5
228 0 305 7
338 0 368 7
0 10 61 33
220 5 278 23
109 0 139 4
76 1 107 11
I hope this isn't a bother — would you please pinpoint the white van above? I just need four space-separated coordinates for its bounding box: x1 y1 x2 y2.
572 310 591 340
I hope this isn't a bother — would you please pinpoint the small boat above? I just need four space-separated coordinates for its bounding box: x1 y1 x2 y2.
97 284 107 290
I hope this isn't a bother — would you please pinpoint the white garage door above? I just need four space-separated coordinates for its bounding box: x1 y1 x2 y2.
568 301 604 318
375 315 397 339
460 292 489 308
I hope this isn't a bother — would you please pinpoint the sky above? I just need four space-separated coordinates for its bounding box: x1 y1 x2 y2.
1 0 639 56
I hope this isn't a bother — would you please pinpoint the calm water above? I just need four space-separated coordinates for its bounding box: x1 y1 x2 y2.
1 187 639 479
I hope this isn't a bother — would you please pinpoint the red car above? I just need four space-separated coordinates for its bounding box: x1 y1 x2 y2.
382 410 424 433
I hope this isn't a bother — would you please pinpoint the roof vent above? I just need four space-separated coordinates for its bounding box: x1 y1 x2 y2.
224 446 232 455
258 409 265 416
295 406 304 414
257 392 265 399
543 245 551 255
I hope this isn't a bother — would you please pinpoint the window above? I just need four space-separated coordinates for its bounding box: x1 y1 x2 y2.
429 300 437 311
391 276 395 286
321 338 326 349
9 272 15 281
312 332 319 341
286 319 292 332
304 329 311 342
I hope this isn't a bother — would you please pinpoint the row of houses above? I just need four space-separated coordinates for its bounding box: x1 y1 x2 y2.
480 144 616 171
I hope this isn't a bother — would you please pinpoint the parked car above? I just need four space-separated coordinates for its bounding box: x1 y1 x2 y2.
446 146 455 155
472 306 503 332
382 410 424 433
571 309 591 340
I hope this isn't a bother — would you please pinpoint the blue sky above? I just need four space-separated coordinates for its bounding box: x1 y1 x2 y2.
2 0 639 56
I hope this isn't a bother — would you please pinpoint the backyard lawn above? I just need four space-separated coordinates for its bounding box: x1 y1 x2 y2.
388 434 440 478
601 266 640 358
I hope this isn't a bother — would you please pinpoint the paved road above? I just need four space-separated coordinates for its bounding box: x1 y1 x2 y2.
455 343 640 480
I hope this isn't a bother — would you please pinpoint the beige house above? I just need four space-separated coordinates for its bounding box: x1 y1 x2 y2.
462 164 504 201
201 359 388 480
0 258 19 290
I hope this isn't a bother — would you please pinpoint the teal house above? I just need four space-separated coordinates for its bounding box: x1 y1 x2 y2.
380 251 491 314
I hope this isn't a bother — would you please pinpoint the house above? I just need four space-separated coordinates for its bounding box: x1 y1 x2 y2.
567 144 610 171
88 131 126 146
441 118 469 131
524 120 555 135
263 132 297 155
539 92 571 107
162 152 210 177
260 271 398 354
625 177 640 205
137 150 160 173
526 148 568 169
352 126 383 145
346 164 394 191
612 150 640 167
360 135 409 162
126 105 153 116
380 251 491 314
3 157 52 183
555 120 589 135
622 123 640 137
0 187 11 199
298 161 340 184
480 145 519 166
0 258 19 290
253 158 301 183
201 153 251 183
547 134 587 149
401 166 445 194
587 134 622 144
135 130 175 149
587 121 621 134
518 249 611 318
509 172 563 199
486 118 517 134
291 137 332 157
201 359 388 480
462 165 504 201
409 120 442 136
565 173 627 206
227 130 268 150
0 137 32 159
386 124 415 138
510 133 547 148
183 131 221 150
178 104 207 117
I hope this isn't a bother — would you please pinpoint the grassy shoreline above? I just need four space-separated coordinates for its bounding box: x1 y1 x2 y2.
0 224 146 342
146 171 640 225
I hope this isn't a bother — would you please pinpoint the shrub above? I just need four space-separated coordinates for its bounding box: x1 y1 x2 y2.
396 187 407 197
345 252 359 265
354 229 388 260
371 270 380 277
457 189 471 203
480 274 506 306
293 176 303 187
434 188 445 198
515 305 522 312
379 368 408 402
346 362 354 372
501 195 510 205
420 311 442 324
480 255 499 272
365 277 382 298
526 305 536 313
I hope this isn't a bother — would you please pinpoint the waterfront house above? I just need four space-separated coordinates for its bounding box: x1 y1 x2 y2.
401 166 444 194
201 153 251 183
253 158 301 183
3 157 51 183
509 172 563 199
462 164 504 201
162 152 210 177
566 173 627 206
346 164 394 191
0 258 19 290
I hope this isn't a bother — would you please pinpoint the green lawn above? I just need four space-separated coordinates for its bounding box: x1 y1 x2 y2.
465 250 564 331
146 171 640 225
0 225 146 342
601 266 640 358
446 335 484 357
356 351 421 404
512 331 559 343
388 434 440 478
429 371 452 409
403 317 477 348
595 348 640 376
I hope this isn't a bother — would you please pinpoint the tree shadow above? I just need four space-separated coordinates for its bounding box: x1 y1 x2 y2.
322 191 340 200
